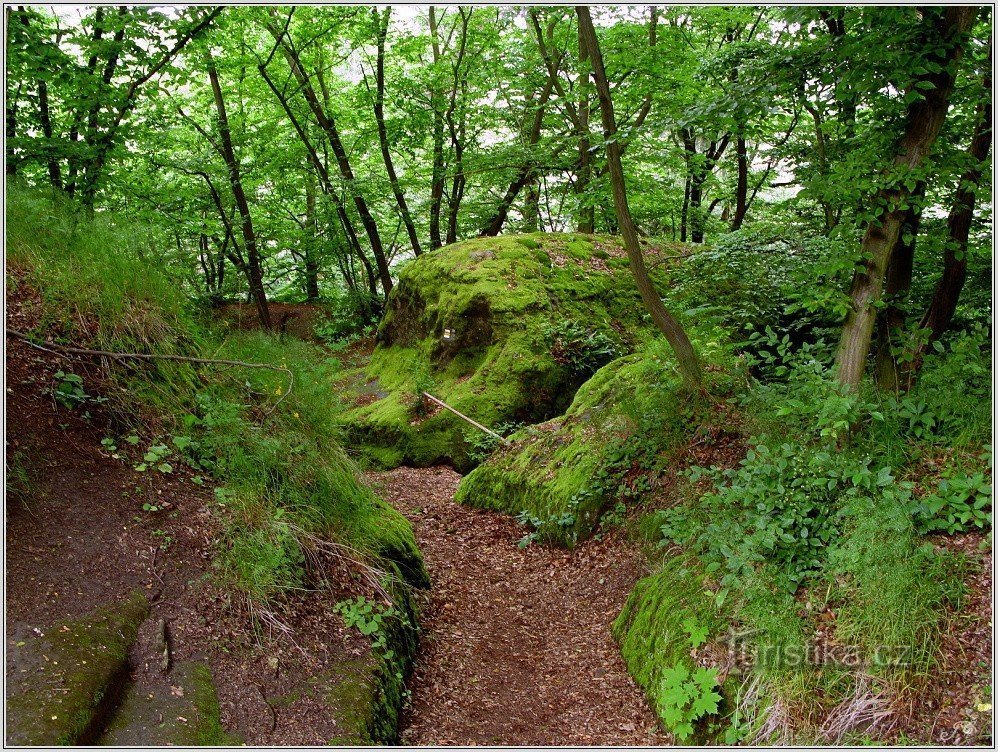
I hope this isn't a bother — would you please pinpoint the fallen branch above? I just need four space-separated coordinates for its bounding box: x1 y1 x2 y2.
6 328 294 415
422 391 511 445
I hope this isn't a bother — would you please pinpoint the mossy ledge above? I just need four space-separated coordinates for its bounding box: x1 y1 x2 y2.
335 232 686 472
612 558 730 743
97 661 239 746
6 591 149 746
267 574 420 745
454 340 708 545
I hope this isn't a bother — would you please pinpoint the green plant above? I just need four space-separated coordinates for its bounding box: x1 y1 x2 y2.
334 596 399 657
151 528 174 550
543 319 622 377
52 370 105 410
911 469 992 534
657 663 722 741
463 421 521 464
135 442 173 473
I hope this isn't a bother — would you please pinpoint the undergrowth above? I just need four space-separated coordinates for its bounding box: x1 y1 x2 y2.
7 184 427 618
641 326 991 742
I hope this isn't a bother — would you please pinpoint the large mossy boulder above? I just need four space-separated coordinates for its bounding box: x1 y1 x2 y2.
454 341 692 544
336 232 686 472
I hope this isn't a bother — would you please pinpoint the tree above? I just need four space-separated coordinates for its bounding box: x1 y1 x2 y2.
205 57 271 329
834 6 976 390
576 6 703 391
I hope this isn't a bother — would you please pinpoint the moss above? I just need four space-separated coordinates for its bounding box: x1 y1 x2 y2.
613 558 722 740
323 657 380 744
6 591 149 746
335 233 687 471
301 575 420 745
97 661 239 746
454 341 695 544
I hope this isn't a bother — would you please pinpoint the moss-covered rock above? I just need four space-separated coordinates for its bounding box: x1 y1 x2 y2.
613 558 725 742
268 576 420 745
336 233 688 471
454 340 698 545
97 661 239 746
6 591 149 746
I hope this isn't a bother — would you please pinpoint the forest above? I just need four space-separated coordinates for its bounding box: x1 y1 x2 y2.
4 4 993 747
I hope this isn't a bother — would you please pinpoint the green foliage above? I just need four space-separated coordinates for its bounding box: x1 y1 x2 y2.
9 188 427 614
658 664 723 741
911 469 992 534
543 319 622 377
334 597 402 658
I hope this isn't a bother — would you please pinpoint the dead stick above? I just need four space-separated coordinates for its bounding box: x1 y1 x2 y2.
422 391 511 445
7 328 293 414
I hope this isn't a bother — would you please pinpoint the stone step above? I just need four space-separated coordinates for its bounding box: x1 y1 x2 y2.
6 591 149 745
97 661 238 746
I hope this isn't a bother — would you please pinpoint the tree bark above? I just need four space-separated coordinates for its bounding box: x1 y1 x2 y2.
428 7 446 250
873 182 925 392
577 6 703 391
444 8 471 245
730 134 748 230
479 42 557 237
372 7 422 257
303 171 320 301
911 57 992 370
79 7 222 207
834 6 975 390
207 59 271 330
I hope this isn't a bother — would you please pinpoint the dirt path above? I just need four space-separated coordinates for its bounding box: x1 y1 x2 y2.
368 466 667 746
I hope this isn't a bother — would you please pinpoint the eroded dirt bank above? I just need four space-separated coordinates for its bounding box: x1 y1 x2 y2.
368 466 667 745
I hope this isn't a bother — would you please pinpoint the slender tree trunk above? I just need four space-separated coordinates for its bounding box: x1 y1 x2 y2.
428 6 446 250
207 59 271 330
577 6 703 391
372 8 422 257
304 172 320 301
258 64 379 296
873 183 925 392
444 8 471 246
6 83 18 177
268 22 393 294
910 62 992 372
37 80 62 188
834 6 975 390
479 57 556 237
730 134 748 230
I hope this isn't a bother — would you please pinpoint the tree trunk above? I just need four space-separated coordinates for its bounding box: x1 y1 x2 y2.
834 6 975 390
372 8 422 257
267 18 393 294
479 52 557 237
207 59 271 330
911 59 992 371
304 172 320 301
577 6 703 391
873 184 925 392
444 8 471 246
428 7 445 250
730 135 748 230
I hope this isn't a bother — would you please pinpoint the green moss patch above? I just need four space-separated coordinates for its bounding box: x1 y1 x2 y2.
6 591 149 746
98 661 239 746
335 233 687 471
454 341 695 545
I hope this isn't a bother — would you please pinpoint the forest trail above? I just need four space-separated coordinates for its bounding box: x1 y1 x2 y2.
367 466 668 746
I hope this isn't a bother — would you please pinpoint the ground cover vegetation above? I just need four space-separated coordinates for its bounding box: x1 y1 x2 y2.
6 4 993 745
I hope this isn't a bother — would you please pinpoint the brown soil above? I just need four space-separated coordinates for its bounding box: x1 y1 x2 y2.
5 280 375 745
893 531 993 745
214 301 331 342
368 466 668 746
